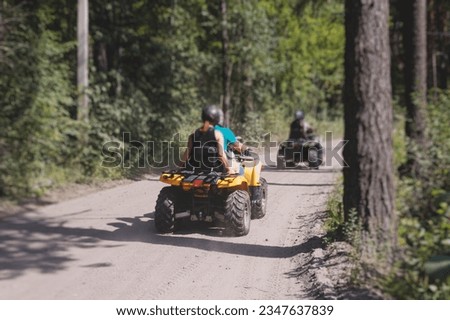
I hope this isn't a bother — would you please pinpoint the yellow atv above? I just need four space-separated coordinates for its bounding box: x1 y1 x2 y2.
154 154 267 236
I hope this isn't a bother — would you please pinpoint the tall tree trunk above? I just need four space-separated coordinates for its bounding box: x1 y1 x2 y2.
0 0 4 64
77 0 89 122
221 0 232 127
343 0 395 251
427 0 437 90
401 0 427 176
94 42 108 72
435 0 448 89
428 0 449 90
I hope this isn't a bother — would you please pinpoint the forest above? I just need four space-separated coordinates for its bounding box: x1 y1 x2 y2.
0 0 449 299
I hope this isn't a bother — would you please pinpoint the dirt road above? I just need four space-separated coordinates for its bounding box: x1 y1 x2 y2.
0 163 339 299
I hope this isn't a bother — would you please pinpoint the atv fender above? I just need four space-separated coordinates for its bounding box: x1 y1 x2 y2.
243 161 263 187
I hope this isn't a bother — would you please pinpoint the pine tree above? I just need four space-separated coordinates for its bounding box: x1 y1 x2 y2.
343 0 396 254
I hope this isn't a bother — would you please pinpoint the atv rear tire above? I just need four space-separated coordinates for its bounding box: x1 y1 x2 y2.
225 190 251 236
154 187 177 233
251 178 268 219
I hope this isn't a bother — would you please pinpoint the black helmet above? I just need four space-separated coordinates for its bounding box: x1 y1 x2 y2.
201 105 221 125
294 110 304 120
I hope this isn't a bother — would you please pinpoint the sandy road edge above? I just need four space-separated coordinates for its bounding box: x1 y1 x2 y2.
299 204 385 299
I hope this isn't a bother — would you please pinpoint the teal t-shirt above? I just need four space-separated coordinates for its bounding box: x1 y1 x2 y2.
215 125 244 175
214 125 237 151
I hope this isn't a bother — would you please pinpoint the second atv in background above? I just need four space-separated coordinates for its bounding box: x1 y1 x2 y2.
277 110 323 169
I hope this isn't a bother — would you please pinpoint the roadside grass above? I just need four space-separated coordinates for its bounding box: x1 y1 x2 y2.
324 176 345 244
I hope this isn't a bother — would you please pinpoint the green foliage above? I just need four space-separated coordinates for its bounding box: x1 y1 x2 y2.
323 91 450 300
392 119 408 170
0 0 345 198
272 1 344 121
385 90 450 299
324 178 344 241
0 4 77 197
309 118 344 139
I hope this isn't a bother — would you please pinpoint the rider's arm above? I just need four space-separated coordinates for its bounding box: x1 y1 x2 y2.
215 130 231 172
304 122 314 135
224 127 246 154
179 134 193 167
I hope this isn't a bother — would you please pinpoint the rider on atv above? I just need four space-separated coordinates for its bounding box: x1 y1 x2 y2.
180 105 234 173
289 110 314 140
156 105 267 236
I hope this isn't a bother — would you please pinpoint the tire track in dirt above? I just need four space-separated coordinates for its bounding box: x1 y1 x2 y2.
147 251 209 299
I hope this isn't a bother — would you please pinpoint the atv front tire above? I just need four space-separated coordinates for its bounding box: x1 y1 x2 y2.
277 157 286 169
307 142 323 169
154 187 177 233
225 190 251 236
251 178 268 219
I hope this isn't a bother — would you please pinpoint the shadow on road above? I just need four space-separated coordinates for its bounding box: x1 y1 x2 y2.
0 209 324 281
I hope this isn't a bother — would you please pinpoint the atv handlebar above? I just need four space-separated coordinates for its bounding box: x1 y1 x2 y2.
235 148 259 162
236 155 254 162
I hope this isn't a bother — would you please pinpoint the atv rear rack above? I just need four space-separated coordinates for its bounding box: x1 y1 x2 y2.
161 170 238 185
